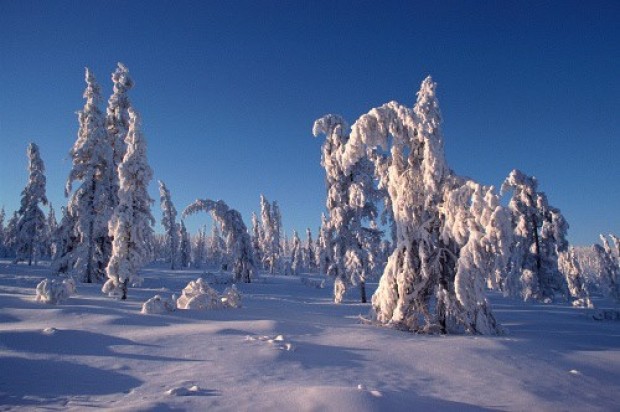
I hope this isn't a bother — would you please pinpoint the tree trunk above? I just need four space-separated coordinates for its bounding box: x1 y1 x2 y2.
360 280 367 303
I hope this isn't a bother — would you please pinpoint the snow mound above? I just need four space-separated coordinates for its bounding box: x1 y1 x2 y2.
35 277 76 304
176 278 242 310
245 334 295 351
166 385 202 396
177 278 222 310
141 294 176 314
301 276 326 289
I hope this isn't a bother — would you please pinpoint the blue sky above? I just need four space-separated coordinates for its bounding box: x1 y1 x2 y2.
0 1 618 245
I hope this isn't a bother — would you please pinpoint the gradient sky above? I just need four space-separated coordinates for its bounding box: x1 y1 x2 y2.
0 0 618 245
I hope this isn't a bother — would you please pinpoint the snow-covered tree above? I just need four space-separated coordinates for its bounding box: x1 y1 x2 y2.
179 220 191 268
183 199 256 283
271 200 283 269
50 206 78 273
316 213 332 275
313 113 384 303
44 203 58 258
14 143 48 265
259 195 282 274
251 212 263 268
501 170 569 301
0 207 6 257
559 247 592 307
192 225 207 268
158 180 179 270
58 68 115 282
106 62 134 211
103 108 154 300
207 222 225 269
290 230 303 275
3 211 19 258
304 228 317 271
594 234 620 300
317 76 502 334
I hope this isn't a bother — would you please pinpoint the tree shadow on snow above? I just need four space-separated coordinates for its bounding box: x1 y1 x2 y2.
275 342 372 370
0 329 199 363
0 356 142 406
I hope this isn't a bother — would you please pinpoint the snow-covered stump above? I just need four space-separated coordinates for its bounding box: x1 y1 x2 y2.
35 277 76 304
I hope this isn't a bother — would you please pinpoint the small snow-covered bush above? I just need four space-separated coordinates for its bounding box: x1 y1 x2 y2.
221 285 242 308
176 278 222 310
35 277 76 304
141 294 176 314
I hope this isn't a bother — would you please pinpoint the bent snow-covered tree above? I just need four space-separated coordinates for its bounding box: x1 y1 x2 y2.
183 199 256 283
14 143 48 265
323 76 502 334
103 108 155 299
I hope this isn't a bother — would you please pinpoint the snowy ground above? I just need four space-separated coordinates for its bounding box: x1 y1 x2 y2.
0 261 619 411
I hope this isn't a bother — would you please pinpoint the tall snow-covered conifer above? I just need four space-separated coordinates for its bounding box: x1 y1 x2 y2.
14 143 48 265
103 108 154 299
58 68 114 282
501 170 569 301
158 180 179 270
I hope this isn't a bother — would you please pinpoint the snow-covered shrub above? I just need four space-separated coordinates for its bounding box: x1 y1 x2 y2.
221 285 242 308
141 294 176 314
35 277 76 304
334 277 346 304
176 278 222 310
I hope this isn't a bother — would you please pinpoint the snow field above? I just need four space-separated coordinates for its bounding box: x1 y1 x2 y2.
0 261 619 411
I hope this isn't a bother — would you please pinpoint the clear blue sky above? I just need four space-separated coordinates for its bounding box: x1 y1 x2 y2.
0 1 618 245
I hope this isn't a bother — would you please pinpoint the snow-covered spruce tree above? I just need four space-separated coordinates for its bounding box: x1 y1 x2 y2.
271 200 283 270
559 247 592 307
313 114 383 303
207 222 225 269
259 195 282 274
179 220 191 268
316 213 333 275
158 180 180 270
441 181 512 334
103 108 154 300
251 212 264 269
290 230 303 275
3 212 19 258
14 143 48 265
192 225 207 268
304 228 317 271
595 235 620 300
58 68 115 282
106 62 134 210
50 206 78 273
44 203 58 258
323 76 502 334
0 207 5 257
501 170 569 302
183 199 256 283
